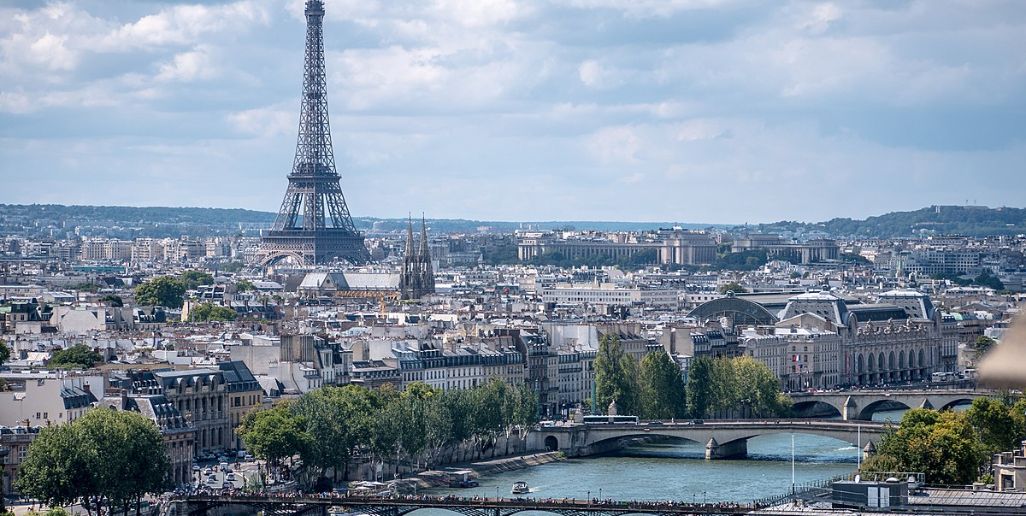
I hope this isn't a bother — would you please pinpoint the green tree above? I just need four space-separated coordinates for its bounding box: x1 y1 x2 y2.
14 424 82 510
238 402 310 475
134 276 187 308
0 339 10 367
966 397 1020 455
16 409 169 516
974 336 996 355
866 409 987 485
708 357 739 416
594 334 640 415
733 356 789 417
99 294 123 307
686 356 714 419
178 270 214 289
292 385 377 481
49 345 102 369
187 303 237 322
638 351 686 419
718 282 748 294
236 279 255 292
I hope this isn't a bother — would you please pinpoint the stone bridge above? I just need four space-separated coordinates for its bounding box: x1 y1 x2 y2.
531 420 887 460
172 495 758 516
788 389 985 420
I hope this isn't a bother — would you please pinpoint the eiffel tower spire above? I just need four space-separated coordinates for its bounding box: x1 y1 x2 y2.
258 0 370 266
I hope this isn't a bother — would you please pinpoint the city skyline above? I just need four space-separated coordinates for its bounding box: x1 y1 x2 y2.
2 0 1025 223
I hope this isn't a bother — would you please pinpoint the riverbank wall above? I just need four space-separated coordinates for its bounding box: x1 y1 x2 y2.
348 433 546 482
409 451 566 491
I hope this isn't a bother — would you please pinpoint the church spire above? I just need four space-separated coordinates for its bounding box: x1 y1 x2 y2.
419 214 430 259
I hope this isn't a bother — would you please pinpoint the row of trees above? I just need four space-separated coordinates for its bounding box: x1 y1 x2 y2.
16 409 169 516
238 380 539 487
593 336 790 420
864 396 1026 485
686 355 792 419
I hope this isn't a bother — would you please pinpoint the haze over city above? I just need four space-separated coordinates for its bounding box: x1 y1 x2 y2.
3 0 1025 222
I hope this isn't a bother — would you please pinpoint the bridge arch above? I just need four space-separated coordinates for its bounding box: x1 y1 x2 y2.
857 399 911 421
791 400 842 419
939 398 975 411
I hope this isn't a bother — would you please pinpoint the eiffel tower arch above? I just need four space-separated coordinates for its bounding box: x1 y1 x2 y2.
258 0 370 267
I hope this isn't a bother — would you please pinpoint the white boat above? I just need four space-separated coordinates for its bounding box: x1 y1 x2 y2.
511 481 529 495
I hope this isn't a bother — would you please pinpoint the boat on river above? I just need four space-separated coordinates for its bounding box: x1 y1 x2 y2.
511 481 529 495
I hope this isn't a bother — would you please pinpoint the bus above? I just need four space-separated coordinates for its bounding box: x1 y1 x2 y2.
930 371 956 383
582 415 639 425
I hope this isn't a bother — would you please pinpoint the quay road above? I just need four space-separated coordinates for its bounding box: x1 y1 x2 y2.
535 419 888 459
174 493 764 516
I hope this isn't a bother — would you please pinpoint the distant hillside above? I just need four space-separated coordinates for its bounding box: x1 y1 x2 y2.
0 204 718 238
1 203 1023 239
750 205 1026 238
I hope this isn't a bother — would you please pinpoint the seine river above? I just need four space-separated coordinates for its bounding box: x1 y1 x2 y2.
432 434 860 504
428 409 916 507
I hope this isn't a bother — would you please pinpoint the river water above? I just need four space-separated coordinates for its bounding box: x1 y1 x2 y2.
433 434 859 504
425 407 962 508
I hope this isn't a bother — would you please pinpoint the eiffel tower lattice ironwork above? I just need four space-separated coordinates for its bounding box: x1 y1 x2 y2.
258 0 370 266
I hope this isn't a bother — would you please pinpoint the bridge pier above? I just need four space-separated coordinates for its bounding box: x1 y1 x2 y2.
705 438 747 460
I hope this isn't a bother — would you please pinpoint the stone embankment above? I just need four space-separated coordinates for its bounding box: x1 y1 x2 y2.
404 451 565 491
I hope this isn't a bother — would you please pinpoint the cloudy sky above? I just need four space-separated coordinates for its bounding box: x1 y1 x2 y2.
1 0 1024 224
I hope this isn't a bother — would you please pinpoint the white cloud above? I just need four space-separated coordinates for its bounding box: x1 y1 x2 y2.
228 106 296 138
586 126 642 165
2 0 1025 222
156 46 217 82
799 3 843 34
98 1 270 50
578 59 616 88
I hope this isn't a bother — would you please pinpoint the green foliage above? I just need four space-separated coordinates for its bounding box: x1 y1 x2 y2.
134 276 186 308
710 250 768 271
0 339 10 366
239 381 540 482
187 303 237 322
974 336 996 354
219 261 246 273
238 402 311 468
686 357 714 419
868 409 987 486
49 345 102 369
16 409 169 514
839 252 872 265
974 269 1005 291
99 294 123 307
966 397 1024 455
178 270 214 290
752 205 1026 238
638 352 686 419
686 356 788 418
718 282 747 294
594 335 640 416
236 279 255 292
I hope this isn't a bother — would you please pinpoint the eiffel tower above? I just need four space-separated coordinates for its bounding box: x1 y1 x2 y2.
258 0 370 266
